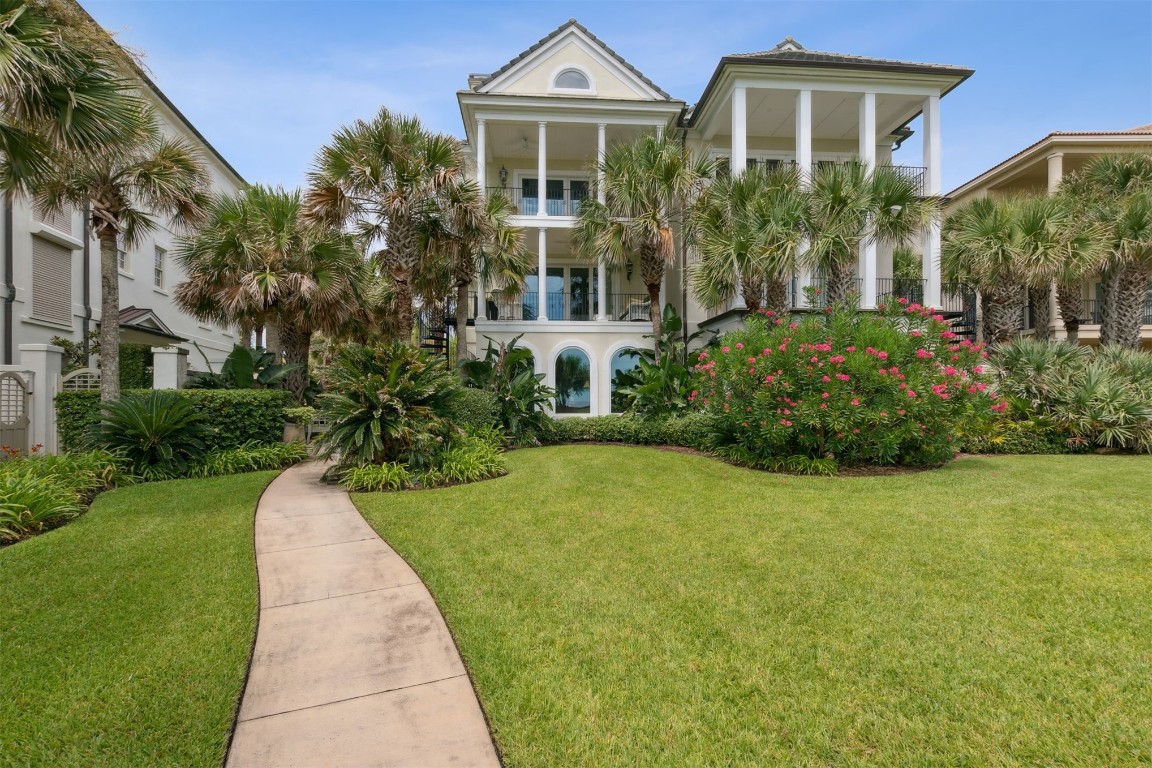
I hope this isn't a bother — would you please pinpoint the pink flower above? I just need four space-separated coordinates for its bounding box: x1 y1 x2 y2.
822 392 830 399
780 419 793 427
910 330 923 337
735 343 744 350
877 351 889 360
907 390 917 398
820 403 828 409
915 348 931 358
829 355 845 364
846 345 856 353
851 398 860 406
821 375 831 383
722 346 730 353
898 297 909 305
836 373 851 382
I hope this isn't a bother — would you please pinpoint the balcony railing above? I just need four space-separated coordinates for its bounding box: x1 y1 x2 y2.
734 161 927 196
1074 299 1152 326
471 292 651 322
486 187 589 217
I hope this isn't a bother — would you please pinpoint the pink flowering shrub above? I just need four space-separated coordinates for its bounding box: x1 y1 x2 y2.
693 303 1004 473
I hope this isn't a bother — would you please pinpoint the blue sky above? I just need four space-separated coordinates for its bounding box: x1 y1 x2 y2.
81 1 1152 193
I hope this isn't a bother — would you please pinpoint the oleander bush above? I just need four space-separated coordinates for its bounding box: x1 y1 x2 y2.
56 389 290 453
695 302 1004 474
990 338 1152 452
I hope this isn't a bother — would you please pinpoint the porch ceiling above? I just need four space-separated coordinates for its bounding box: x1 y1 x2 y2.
706 89 924 142
485 121 652 163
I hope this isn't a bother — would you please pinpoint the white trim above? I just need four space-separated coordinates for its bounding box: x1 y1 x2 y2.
548 340 598 417
28 223 82 250
548 64 596 95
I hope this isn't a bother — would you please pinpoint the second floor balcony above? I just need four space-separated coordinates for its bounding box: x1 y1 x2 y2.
487 183 589 217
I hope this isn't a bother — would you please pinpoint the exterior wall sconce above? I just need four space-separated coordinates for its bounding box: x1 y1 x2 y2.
499 166 508 187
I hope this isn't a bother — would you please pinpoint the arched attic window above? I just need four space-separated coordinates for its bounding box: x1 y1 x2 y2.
554 68 591 90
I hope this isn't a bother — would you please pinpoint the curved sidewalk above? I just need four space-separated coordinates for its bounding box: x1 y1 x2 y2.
227 462 501 768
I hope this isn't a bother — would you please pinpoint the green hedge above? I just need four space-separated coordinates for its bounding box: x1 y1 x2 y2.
56 389 290 453
448 388 501 431
540 413 715 450
119 344 153 389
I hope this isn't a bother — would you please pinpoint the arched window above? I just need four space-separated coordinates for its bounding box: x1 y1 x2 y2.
610 348 642 413
554 68 590 90
555 347 591 414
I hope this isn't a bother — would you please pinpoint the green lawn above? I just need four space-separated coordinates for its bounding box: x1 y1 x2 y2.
0 472 275 768
355 447 1152 767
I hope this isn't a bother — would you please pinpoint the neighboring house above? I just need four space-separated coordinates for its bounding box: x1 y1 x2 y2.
946 124 1152 346
0 68 246 377
457 19 972 416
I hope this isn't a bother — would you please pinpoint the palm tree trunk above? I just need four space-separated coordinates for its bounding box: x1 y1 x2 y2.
455 280 471 368
1028 285 1051 341
1100 270 1119 346
1055 281 1083 344
740 272 764 314
826 259 858 306
639 243 665 362
983 283 1026 344
238 319 254 350
384 218 420 344
277 321 312 403
1104 265 1152 348
97 231 120 403
765 276 789 319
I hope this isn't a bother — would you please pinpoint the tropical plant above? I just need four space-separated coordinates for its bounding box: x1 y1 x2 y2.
35 117 209 402
306 107 465 342
339 462 413 492
805 160 939 305
89 390 210 478
283 405 316 426
688 163 808 316
186 344 298 390
175 185 365 401
460 335 554 441
573 132 713 354
1060 154 1152 348
185 440 308 478
0 0 149 193
612 304 710 417
316 342 461 468
695 301 1003 473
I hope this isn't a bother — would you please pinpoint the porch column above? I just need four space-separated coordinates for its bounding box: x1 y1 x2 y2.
475 119 487 320
921 94 942 309
859 92 878 309
151 346 186 389
18 343 62 454
476 119 487 192
1047 152 1064 195
596 122 608 320
795 89 814 308
732 86 747 174
537 227 548 321
537 121 547 217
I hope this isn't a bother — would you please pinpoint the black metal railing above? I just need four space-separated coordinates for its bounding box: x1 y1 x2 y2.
472 291 650 322
485 186 589 216
792 277 864 309
876 278 926 305
726 161 927 195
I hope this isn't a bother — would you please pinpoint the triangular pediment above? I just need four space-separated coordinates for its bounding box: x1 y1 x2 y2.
477 20 670 102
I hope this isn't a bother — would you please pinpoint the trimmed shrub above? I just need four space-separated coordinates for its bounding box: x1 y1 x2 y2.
341 463 412 492
449 388 501 431
283 406 316 426
120 344 153 389
541 412 715 449
953 417 1079 456
695 303 1003 472
56 389 290 453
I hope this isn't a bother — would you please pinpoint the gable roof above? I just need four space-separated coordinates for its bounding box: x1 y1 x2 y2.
470 18 674 101
727 37 975 78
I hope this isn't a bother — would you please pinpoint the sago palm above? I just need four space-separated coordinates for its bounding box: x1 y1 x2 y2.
572 132 713 357
688 163 808 317
806 161 938 305
35 116 209 402
175 185 366 402
306 107 463 343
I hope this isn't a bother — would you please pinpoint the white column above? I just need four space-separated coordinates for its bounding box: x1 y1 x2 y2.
1047 152 1064 195
151 346 184 389
795 89 814 308
922 94 942 308
731 86 747 175
537 227 548 321
537 121 547 217
655 123 664 140
596 122 608 320
476 119 487 192
859 92 878 309
17 343 63 454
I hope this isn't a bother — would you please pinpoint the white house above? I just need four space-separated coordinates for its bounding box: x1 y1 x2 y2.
458 19 973 416
0 68 245 376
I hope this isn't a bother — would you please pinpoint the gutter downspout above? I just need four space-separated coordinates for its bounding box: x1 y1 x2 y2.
3 195 14 365
81 203 92 360
680 128 689 359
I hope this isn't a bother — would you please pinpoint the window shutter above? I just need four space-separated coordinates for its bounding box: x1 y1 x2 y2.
33 203 73 235
31 237 73 326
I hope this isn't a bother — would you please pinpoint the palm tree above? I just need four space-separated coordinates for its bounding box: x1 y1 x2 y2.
421 181 531 366
688 163 808 317
1062 155 1152 349
175 185 366 402
305 107 463 343
572 132 713 356
35 116 208 402
0 0 148 193
805 161 939 305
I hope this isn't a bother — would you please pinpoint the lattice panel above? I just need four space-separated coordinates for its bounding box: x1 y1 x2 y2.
60 370 101 391
0 376 27 424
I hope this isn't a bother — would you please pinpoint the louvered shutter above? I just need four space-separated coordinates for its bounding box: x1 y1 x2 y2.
31 237 73 326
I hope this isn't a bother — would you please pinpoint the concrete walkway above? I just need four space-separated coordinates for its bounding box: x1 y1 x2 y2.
226 462 501 768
